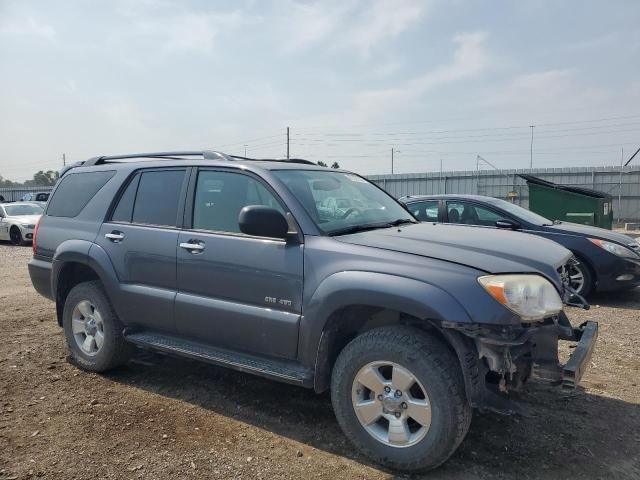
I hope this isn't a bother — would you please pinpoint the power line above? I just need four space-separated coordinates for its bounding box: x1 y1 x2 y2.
294 120 640 138
292 113 640 133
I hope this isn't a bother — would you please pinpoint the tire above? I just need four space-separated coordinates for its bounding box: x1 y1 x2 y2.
9 226 25 246
62 281 133 372
568 255 594 299
331 326 472 472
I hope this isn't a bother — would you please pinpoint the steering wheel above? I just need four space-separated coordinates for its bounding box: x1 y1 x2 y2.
340 207 362 219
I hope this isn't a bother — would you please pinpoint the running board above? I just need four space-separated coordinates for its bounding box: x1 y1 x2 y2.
125 332 313 387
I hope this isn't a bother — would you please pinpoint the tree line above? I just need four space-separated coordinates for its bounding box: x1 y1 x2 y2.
0 170 60 187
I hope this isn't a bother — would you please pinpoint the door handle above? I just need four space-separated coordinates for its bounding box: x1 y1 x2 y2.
105 232 124 242
180 241 205 252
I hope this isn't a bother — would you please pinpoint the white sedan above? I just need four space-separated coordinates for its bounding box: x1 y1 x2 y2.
0 202 44 245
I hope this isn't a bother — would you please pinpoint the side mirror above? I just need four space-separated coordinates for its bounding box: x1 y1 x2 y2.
238 205 289 239
495 219 520 230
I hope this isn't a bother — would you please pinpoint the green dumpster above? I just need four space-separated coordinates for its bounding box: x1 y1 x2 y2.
519 175 613 229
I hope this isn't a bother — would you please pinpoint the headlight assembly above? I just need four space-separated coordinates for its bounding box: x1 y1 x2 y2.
478 274 563 322
588 238 639 259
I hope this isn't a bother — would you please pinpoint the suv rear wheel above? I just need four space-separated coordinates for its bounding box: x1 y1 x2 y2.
331 326 471 472
62 281 133 372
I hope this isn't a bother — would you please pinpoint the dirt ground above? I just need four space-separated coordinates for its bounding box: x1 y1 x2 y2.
1 243 639 480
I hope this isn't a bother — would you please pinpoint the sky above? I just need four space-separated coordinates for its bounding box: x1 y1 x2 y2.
0 0 639 181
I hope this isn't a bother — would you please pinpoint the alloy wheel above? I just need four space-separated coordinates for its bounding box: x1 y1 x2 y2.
351 361 432 448
71 300 105 356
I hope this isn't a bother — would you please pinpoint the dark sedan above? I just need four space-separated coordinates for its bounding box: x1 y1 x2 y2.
400 194 640 298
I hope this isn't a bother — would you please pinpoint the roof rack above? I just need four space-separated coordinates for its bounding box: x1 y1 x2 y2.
82 151 318 167
229 155 317 165
83 150 233 167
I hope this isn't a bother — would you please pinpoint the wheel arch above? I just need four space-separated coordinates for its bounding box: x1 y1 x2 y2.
301 272 473 392
52 241 121 326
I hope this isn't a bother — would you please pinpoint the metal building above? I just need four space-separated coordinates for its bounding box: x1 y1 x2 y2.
368 165 640 224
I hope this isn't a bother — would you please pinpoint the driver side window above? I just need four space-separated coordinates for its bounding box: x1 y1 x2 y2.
193 171 284 234
409 200 439 222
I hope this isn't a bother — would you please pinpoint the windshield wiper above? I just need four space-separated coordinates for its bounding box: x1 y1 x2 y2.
387 218 417 226
329 218 416 236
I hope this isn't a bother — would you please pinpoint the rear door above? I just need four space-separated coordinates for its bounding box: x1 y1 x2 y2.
95 168 189 333
175 168 304 359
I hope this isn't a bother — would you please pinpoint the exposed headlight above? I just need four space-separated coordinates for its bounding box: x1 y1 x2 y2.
588 238 639 259
20 223 36 229
478 274 563 322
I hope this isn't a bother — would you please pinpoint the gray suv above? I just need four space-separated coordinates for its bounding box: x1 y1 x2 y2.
29 151 598 472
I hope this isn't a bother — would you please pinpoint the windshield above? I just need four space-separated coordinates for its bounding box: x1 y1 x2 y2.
273 170 415 235
489 198 552 226
4 204 43 216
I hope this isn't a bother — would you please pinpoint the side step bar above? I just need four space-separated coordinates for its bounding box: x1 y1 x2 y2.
125 332 313 387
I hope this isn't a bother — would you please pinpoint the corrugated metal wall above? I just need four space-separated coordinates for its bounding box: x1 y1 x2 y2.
0 185 53 202
3 165 640 222
368 165 640 223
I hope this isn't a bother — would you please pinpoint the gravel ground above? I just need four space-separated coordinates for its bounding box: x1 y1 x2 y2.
1 243 639 479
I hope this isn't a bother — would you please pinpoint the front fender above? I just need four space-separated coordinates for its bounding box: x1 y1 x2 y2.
298 271 472 368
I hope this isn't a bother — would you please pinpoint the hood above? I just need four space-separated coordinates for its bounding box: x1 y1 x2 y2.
337 223 572 283
545 221 638 247
8 214 41 224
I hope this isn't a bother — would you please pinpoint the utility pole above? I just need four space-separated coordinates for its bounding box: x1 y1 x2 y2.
440 158 444 194
286 127 290 159
244 145 247 157
62 153 66 167
618 147 623 226
529 125 535 169
391 148 401 174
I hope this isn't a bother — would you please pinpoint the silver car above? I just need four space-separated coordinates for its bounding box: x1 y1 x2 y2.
0 202 44 245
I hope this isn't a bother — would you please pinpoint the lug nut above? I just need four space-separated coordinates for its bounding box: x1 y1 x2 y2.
377 394 383 401
401 402 407 409
395 412 401 418
384 386 391 393
395 390 402 397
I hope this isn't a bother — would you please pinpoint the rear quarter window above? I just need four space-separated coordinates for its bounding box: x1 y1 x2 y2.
47 171 115 217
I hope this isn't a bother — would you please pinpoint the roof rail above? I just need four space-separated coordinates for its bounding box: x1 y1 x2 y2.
83 150 233 167
229 155 317 165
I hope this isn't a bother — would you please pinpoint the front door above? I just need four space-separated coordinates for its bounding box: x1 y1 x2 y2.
96 168 188 333
175 168 303 360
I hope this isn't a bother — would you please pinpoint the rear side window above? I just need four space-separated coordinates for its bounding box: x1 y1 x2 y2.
47 171 115 217
111 174 140 223
111 169 185 227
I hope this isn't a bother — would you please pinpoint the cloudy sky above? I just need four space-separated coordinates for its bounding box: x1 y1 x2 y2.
1 0 639 181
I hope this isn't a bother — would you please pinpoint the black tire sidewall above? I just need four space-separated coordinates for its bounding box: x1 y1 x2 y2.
9 227 23 245
331 329 468 471
572 255 594 298
62 282 125 372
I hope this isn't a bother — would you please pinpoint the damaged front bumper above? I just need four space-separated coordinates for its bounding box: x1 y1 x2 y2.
530 319 598 389
441 313 599 414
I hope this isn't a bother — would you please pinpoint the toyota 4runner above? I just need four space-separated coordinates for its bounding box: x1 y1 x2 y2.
29 151 598 472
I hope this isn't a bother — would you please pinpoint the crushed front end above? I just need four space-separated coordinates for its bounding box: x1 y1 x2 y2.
441 312 598 414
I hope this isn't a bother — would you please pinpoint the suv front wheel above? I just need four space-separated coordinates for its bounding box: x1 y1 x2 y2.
331 326 472 472
62 281 133 372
